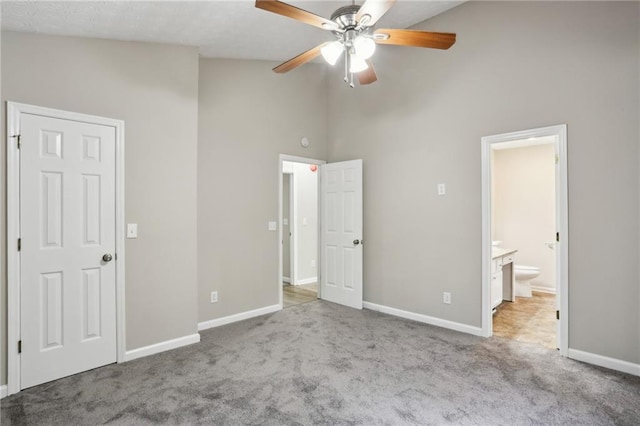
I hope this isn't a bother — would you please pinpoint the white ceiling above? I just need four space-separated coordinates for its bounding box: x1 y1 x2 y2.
1 1 464 62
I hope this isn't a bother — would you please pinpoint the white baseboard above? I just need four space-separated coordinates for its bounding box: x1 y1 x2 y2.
198 304 281 331
531 285 556 294
124 333 200 362
293 277 317 285
363 301 484 337
282 277 291 284
567 349 640 377
0 385 7 399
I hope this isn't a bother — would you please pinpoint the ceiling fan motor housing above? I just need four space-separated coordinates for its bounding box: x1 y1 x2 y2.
330 5 360 29
330 4 374 50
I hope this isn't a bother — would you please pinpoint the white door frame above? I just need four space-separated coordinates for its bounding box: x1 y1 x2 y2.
288 175 294 284
282 172 293 284
289 170 298 285
6 102 126 395
278 154 325 308
481 124 568 356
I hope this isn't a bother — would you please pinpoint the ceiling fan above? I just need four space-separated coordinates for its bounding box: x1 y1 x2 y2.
255 0 456 87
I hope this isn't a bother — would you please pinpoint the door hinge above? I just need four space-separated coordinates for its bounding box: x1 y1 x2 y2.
556 310 560 320
555 154 559 164
18 340 22 354
18 238 21 251
11 134 21 149
115 253 118 261
556 232 559 242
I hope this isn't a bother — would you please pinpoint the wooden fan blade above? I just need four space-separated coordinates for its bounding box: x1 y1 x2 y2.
357 60 378 85
256 0 338 31
356 0 396 27
374 29 456 49
273 42 329 73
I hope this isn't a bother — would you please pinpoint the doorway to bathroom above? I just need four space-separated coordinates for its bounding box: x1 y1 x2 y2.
481 125 568 355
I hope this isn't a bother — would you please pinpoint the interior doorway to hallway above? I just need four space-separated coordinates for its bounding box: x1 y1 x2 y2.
278 154 363 311
280 156 324 308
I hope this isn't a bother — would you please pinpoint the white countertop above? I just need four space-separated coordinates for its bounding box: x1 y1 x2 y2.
492 247 518 259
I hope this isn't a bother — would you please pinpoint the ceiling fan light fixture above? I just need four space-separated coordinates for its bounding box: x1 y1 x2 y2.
353 36 376 60
321 40 344 66
349 54 369 73
255 0 457 86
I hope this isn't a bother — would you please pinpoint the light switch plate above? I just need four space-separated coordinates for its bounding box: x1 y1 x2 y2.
283 218 289 226
268 221 277 231
438 184 446 196
127 223 138 239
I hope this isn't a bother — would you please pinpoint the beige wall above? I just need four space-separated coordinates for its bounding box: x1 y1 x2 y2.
327 1 639 363
197 59 327 322
282 161 319 284
1 32 200 383
291 162 318 283
493 144 557 292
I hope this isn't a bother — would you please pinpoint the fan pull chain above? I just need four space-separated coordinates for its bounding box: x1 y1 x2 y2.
344 47 355 88
344 49 349 83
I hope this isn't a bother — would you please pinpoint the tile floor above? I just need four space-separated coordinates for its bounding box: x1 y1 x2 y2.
492 291 557 349
283 282 318 308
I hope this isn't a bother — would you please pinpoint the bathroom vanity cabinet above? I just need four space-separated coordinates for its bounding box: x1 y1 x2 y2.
491 248 517 310
491 268 503 309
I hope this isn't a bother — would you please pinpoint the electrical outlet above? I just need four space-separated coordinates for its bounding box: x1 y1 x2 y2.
210 291 218 303
438 184 446 196
443 292 451 304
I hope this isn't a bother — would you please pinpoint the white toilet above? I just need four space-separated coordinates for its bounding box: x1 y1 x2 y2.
514 265 540 298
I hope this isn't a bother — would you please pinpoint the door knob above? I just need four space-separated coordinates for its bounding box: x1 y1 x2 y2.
102 253 113 262
353 240 360 245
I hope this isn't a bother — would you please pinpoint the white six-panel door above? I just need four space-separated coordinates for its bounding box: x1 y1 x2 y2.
20 113 117 389
320 160 363 309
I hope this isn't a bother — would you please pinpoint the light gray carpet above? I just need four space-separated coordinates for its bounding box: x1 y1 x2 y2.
2 300 639 425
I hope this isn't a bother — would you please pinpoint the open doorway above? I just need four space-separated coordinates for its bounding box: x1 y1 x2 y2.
280 157 323 308
278 154 364 311
491 139 557 349
481 125 568 355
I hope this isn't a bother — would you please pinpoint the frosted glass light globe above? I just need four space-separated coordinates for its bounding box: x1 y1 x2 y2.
321 41 344 66
353 36 376 60
349 54 369 73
